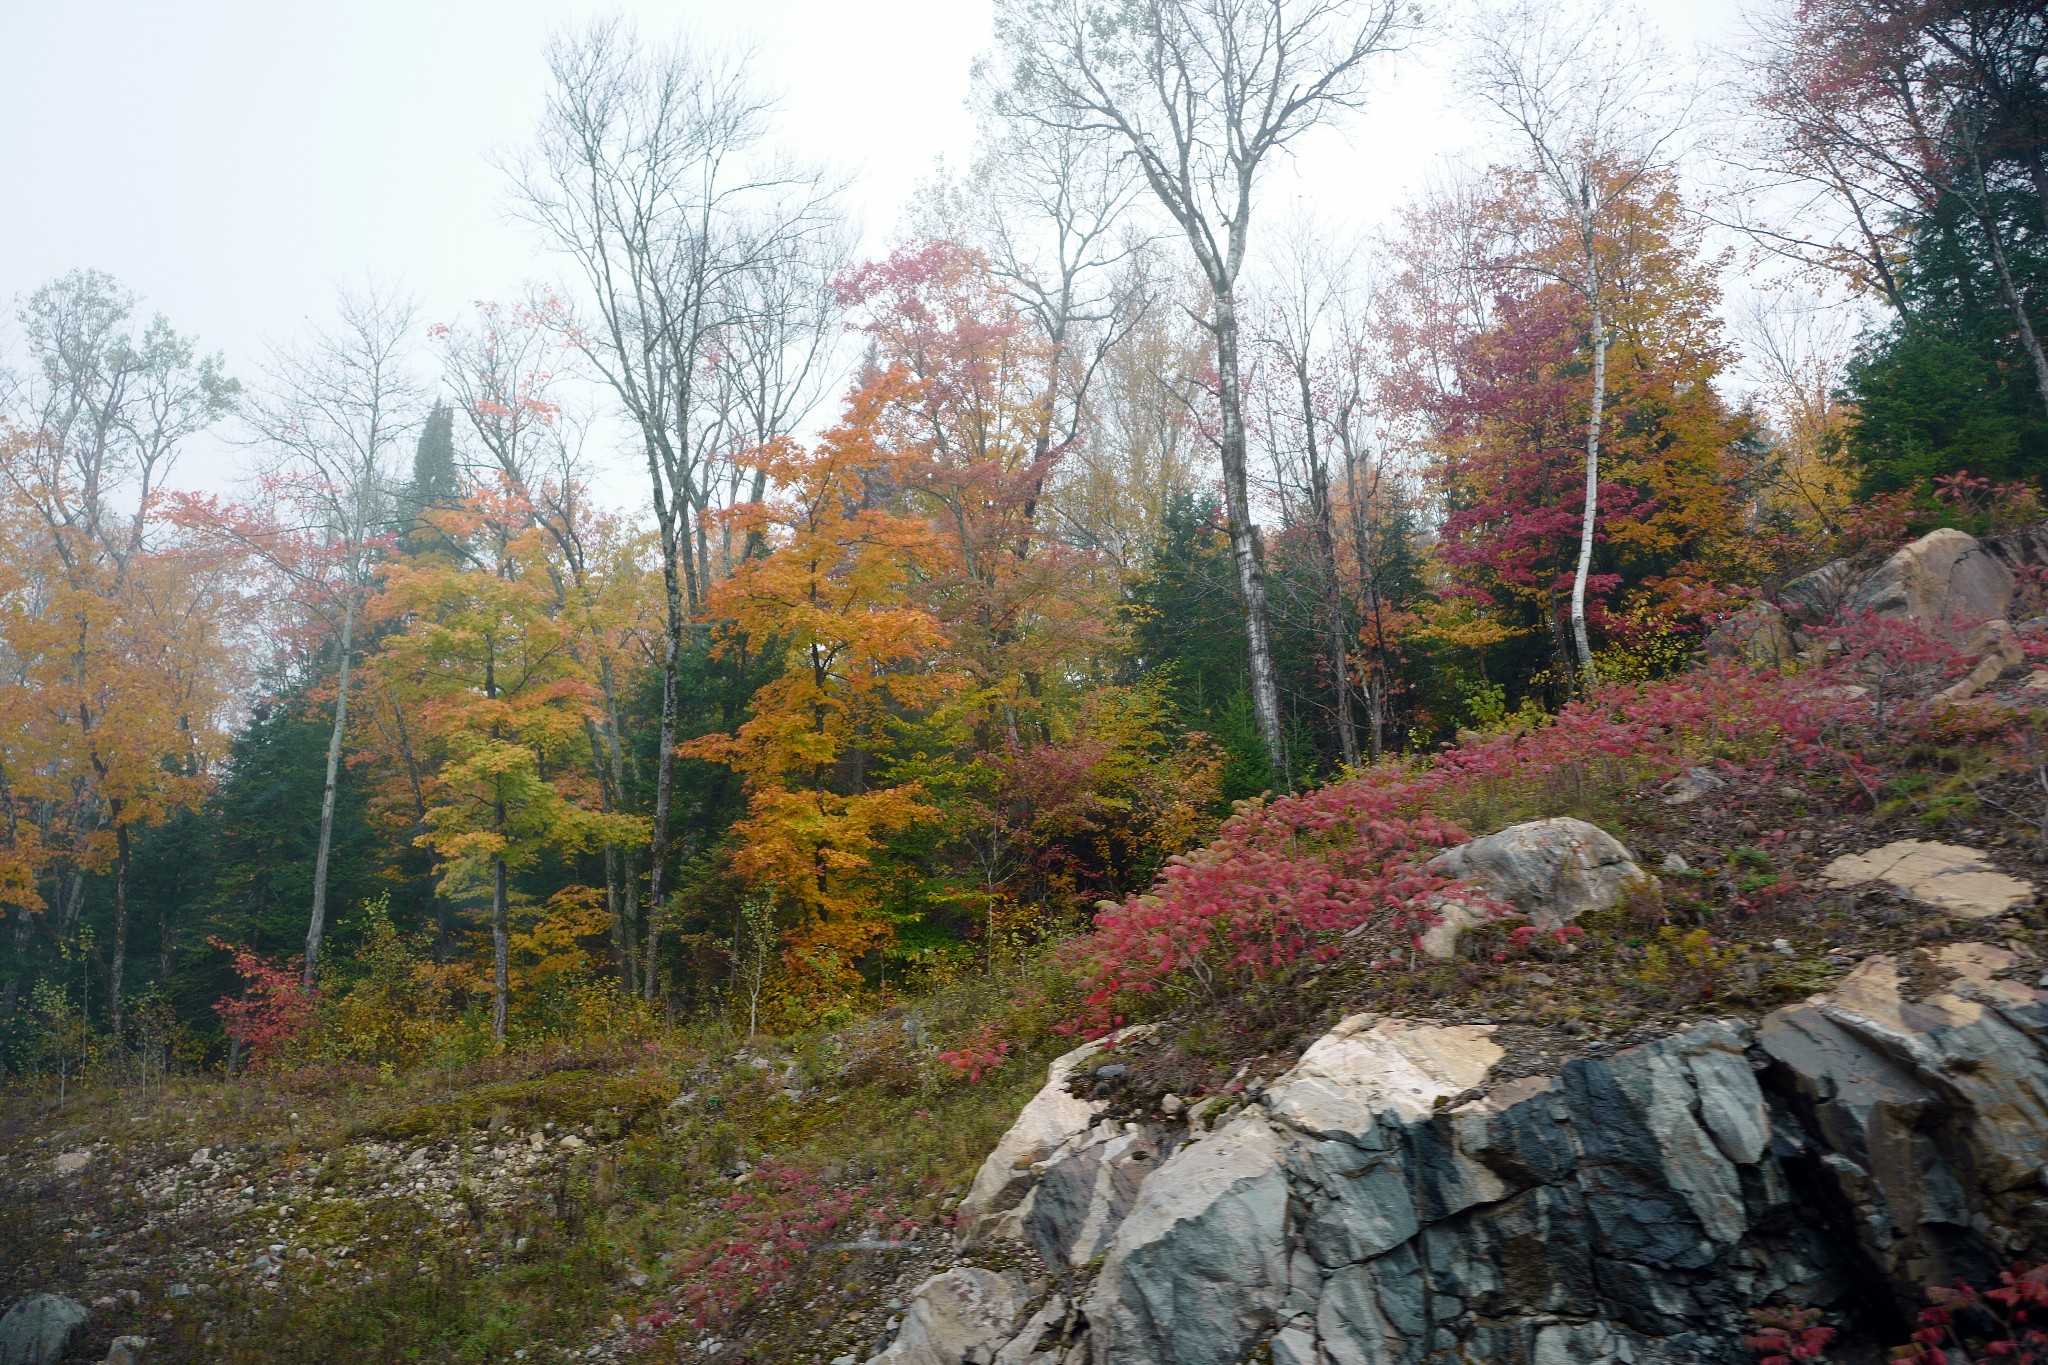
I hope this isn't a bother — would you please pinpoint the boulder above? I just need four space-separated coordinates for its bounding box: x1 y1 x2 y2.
1426 817 1645 930
868 1268 1029 1365
1982 521 2048 575
0 1294 89 1365
1964 618 2025 672
1820 840 2034 918
1846 527 2013 628
1778 557 1859 626
1705 602 1798 670
1661 766 1728 807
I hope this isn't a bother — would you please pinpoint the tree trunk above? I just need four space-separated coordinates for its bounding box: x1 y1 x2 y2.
490 844 509 1046
305 592 358 990
1298 366 1359 768
645 551 683 1004
1212 292 1288 784
1343 444 1387 761
1978 209 2048 423
1570 285 1606 690
108 820 130 1039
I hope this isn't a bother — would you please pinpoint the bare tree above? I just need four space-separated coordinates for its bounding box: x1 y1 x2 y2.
992 0 1417 781
1252 221 1364 766
969 110 1152 508
1465 1 1684 689
243 284 422 990
1731 3 2048 419
512 19 839 1001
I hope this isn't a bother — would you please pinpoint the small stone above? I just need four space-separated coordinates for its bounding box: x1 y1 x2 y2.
1660 852 1690 874
103 1335 148 1365
1094 1063 1128 1080
188 1148 210 1166
164 1285 190 1300
558 1134 585 1149
1772 938 1795 957
1160 1094 1185 1116
52 1149 91 1176
1662 766 1727 806
668 1092 698 1109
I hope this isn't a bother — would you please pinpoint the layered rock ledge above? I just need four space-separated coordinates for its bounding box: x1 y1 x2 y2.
900 942 2048 1365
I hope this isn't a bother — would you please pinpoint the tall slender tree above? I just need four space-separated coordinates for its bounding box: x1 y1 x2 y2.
243 284 422 989
992 0 1415 779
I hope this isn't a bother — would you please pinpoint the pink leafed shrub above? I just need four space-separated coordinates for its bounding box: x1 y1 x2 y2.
1059 616 1994 1036
208 938 314 1069
939 1024 1014 1081
640 1164 917 1338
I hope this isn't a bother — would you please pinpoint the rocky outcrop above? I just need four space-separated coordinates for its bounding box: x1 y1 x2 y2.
904 938 2048 1365
1711 525 2031 665
1848 526 2013 626
0 1295 89 1365
958 1027 1153 1243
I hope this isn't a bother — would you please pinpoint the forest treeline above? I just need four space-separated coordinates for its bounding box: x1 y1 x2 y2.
2 0 2044 1073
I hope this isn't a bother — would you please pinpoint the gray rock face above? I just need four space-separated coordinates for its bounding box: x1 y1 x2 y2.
959 943 2048 1365
1426 817 1645 930
0 1295 88 1365
1085 1116 1291 1365
1777 557 1859 625
1705 602 1798 670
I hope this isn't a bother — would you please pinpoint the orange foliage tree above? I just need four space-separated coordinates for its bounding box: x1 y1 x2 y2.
686 377 959 1014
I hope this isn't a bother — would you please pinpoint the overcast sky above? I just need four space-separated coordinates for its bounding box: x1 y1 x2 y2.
0 0 1752 492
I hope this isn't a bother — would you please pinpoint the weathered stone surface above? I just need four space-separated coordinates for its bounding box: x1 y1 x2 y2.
1084 1116 1292 1365
1022 1123 1165 1269
1427 817 1645 930
1778 557 1859 625
0 1294 89 1365
1706 602 1799 670
1847 527 2013 627
102 1338 147 1365
1662 765 1729 806
1265 1016 1504 1140
968 934 2048 1365
869 1268 1029 1365
1820 840 2034 918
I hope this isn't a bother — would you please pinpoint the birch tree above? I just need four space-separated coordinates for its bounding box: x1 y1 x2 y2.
991 0 1416 779
244 284 421 990
1465 2 1682 689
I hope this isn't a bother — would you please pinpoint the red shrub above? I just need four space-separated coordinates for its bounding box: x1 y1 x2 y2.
208 938 313 1068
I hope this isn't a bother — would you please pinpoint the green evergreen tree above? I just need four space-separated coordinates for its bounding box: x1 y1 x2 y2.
403 401 460 540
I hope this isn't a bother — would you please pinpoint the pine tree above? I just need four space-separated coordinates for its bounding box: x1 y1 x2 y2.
404 402 460 541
